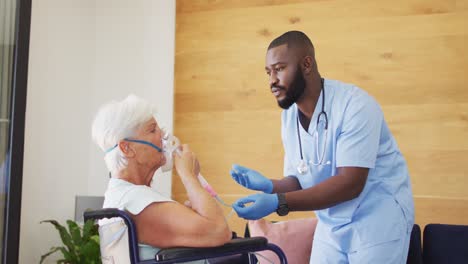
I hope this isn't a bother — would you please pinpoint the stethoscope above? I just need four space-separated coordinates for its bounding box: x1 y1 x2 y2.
296 78 331 175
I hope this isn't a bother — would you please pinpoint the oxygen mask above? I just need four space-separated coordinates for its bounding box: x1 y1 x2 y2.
160 129 181 172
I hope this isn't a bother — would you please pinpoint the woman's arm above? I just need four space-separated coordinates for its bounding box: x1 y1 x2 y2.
133 201 231 248
133 144 231 248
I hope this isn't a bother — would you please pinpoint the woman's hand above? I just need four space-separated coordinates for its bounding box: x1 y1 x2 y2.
174 144 200 178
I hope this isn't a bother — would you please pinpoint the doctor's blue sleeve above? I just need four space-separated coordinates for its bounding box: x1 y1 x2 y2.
335 92 383 169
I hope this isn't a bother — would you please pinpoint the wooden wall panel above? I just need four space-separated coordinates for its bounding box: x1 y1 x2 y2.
174 0 468 234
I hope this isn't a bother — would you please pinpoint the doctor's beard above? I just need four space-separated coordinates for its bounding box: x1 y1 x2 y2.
276 66 306 109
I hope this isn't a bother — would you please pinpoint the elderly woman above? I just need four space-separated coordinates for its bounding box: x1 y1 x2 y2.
92 95 231 261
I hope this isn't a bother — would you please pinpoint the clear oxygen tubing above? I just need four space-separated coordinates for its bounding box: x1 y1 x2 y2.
197 173 231 207
197 173 235 220
160 131 234 216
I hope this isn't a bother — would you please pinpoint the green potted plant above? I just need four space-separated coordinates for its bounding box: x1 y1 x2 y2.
40 219 101 264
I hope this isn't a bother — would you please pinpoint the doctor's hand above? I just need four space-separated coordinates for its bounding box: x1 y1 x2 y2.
232 193 278 220
230 164 273 193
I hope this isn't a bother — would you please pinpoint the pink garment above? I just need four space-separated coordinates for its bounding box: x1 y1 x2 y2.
248 218 318 264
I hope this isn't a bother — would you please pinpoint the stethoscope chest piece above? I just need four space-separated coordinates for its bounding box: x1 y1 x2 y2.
297 159 309 175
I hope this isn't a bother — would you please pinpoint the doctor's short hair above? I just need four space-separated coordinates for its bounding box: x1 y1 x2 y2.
268 30 315 57
91 94 156 175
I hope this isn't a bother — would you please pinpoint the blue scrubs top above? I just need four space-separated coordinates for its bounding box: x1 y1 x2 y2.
281 79 414 252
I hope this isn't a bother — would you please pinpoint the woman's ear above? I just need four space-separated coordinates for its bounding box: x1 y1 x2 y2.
119 141 136 158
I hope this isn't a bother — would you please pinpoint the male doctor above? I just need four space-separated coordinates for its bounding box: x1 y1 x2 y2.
231 31 414 263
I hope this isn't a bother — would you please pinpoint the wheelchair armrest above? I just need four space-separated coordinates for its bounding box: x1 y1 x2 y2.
84 208 128 221
155 237 268 262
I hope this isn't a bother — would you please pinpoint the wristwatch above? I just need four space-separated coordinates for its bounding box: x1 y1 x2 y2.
276 193 289 216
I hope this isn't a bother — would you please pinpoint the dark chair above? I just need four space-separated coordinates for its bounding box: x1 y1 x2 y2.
407 224 423 264
423 223 468 264
84 208 288 264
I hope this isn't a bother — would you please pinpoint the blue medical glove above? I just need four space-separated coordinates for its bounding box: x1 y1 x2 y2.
230 164 273 193
232 193 278 220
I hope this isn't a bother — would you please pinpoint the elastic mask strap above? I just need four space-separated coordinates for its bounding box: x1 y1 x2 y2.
124 139 163 152
105 138 163 153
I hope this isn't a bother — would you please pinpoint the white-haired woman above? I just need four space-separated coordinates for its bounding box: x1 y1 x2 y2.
92 95 231 261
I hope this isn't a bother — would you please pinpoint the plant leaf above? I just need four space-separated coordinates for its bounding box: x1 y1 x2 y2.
39 246 61 264
67 220 82 246
90 235 100 244
81 239 101 263
40 220 75 257
82 219 98 242
40 219 101 264
58 247 77 263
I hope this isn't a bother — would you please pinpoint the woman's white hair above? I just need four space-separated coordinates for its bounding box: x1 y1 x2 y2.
91 94 156 175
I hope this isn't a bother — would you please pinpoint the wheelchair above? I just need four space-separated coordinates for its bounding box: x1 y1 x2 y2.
84 208 288 264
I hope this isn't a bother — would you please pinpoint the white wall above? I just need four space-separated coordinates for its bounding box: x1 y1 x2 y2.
20 1 175 263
